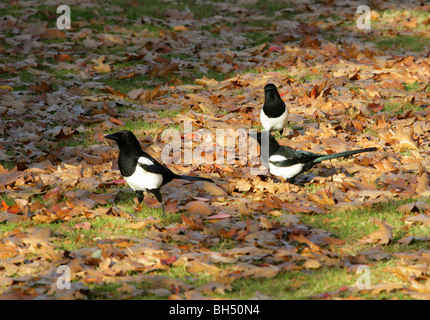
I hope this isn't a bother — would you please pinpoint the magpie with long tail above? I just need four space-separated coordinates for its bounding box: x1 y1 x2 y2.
105 130 214 214
260 83 289 135
252 131 377 183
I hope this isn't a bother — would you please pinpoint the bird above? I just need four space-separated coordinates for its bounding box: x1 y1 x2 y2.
251 131 377 183
105 130 214 214
260 83 289 135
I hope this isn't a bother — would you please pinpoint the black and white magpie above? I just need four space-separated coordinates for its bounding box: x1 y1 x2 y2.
252 131 377 183
105 130 214 214
260 83 289 135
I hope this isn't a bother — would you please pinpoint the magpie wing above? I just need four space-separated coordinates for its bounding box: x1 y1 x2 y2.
269 147 318 167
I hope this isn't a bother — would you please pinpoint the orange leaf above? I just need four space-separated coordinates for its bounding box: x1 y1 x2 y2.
7 204 20 214
1 200 9 211
186 201 212 216
109 117 125 126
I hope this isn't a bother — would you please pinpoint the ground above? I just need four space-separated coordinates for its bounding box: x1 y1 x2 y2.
0 0 430 300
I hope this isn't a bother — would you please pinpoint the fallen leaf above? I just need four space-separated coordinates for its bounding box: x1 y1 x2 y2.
358 219 393 245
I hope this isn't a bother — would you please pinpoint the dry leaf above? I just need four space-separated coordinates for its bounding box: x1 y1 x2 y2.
358 219 393 245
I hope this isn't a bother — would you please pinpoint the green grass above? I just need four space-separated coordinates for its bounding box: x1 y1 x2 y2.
19 70 35 83
298 198 430 248
245 31 273 46
221 262 406 300
103 75 151 93
376 36 430 52
383 102 422 114
0 161 16 171
300 72 323 83
156 109 182 119
402 82 421 92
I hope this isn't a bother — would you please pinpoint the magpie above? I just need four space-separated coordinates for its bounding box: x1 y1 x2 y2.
252 131 377 183
105 130 214 214
260 83 289 135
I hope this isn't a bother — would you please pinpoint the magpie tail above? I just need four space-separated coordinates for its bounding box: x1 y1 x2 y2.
176 175 214 183
313 147 377 163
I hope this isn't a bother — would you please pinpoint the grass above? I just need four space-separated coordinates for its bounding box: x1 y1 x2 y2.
221 262 406 300
104 75 152 94
376 36 430 52
0 161 16 171
383 102 422 114
19 70 35 83
402 82 422 92
300 72 324 83
298 198 430 249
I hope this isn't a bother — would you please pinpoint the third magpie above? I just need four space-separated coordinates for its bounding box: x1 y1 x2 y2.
260 83 289 135
105 130 214 214
252 131 377 183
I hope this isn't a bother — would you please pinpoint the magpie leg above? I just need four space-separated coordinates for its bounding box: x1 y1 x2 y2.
136 190 144 204
135 190 144 211
280 128 284 136
150 189 165 215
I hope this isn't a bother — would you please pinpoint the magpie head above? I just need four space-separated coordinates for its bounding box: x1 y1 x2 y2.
264 83 277 91
264 83 278 100
105 130 141 149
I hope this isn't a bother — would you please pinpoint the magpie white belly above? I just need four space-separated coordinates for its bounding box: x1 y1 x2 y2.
124 166 163 191
269 162 304 179
260 108 289 131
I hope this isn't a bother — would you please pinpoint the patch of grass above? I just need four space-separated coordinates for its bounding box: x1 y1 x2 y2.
304 183 325 194
300 72 323 83
244 0 295 16
349 86 364 94
363 127 379 137
156 109 182 119
123 118 160 132
402 82 420 92
376 36 430 52
19 70 35 83
103 75 151 93
383 102 422 114
299 198 430 246
50 68 78 80
220 261 406 299
0 195 16 207
0 160 16 171
245 31 272 46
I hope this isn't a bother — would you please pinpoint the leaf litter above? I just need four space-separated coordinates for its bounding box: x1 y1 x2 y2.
0 0 430 300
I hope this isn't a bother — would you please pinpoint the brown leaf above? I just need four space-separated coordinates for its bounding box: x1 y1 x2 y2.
206 213 231 220
290 233 323 253
0 213 27 224
40 28 66 39
173 25 188 31
75 222 91 230
126 218 161 230
404 214 430 227
186 201 212 216
181 214 205 230
358 219 393 245
397 201 430 214
201 182 227 196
